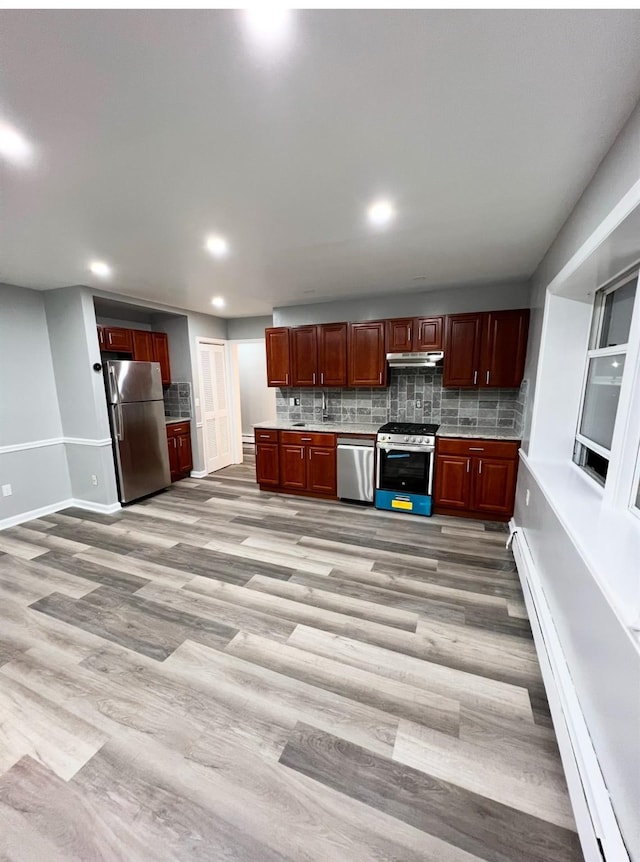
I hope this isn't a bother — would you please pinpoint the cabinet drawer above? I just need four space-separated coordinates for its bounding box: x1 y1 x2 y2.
436 438 520 459
254 429 279 444
166 422 191 437
280 430 335 447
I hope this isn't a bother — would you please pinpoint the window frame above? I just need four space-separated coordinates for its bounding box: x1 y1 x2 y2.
573 270 637 487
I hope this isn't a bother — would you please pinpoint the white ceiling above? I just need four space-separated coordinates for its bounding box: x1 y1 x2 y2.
2 9 640 318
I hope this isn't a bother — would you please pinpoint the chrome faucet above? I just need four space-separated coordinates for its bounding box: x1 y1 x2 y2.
321 390 329 423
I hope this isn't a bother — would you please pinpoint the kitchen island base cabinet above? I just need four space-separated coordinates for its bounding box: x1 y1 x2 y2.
166 422 192 482
434 438 519 521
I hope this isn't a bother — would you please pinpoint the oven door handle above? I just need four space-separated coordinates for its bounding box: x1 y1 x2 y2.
376 443 434 454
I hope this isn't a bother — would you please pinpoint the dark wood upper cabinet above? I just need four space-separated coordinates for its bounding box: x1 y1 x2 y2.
480 309 529 388
151 332 171 385
416 317 443 351
265 327 291 387
291 326 318 386
348 321 387 386
387 316 443 353
102 327 133 353
132 329 154 362
387 318 414 352
317 323 348 386
443 313 483 387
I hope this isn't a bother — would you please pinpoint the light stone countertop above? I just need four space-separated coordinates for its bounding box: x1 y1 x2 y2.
253 420 380 436
437 425 521 441
165 416 191 425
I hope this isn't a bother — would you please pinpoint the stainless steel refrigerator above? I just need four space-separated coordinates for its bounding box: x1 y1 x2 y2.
104 360 171 503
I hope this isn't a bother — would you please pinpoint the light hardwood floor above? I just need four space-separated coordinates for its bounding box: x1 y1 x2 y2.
0 448 583 861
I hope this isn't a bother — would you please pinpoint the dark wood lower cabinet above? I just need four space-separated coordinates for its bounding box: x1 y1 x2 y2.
255 430 337 498
255 443 280 486
166 422 192 482
433 437 520 521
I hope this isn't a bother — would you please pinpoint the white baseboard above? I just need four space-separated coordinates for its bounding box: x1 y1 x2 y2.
510 520 629 862
70 498 121 515
190 470 208 478
0 497 121 530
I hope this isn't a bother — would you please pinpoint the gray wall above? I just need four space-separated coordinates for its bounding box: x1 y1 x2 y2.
227 315 273 340
274 280 531 327
522 99 640 451
45 286 118 507
0 283 71 524
96 316 152 330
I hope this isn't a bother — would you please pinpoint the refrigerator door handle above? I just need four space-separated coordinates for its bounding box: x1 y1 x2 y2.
108 365 119 403
114 403 124 441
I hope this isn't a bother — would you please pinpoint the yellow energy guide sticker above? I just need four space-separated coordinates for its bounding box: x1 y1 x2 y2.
392 500 413 510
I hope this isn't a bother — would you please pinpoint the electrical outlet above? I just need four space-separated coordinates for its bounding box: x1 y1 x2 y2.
415 399 422 409
294 397 300 406
91 474 98 486
2 484 12 497
525 489 530 506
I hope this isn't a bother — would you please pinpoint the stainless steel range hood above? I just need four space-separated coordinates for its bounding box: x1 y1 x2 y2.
386 351 444 368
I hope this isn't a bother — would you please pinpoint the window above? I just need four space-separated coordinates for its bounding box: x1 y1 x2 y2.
574 271 637 486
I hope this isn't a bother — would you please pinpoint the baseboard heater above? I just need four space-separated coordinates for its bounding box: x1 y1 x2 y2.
508 521 630 862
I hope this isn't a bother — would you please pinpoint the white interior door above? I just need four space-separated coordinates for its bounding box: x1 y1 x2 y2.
198 342 232 473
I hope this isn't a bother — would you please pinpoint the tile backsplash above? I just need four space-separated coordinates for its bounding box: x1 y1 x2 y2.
276 368 525 434
163 381 193 418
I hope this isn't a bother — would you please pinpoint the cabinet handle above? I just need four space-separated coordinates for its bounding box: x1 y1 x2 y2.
285 373 289 385
408 327 412 343
321 372 324 385
466 459 470 473
308 449 311 460
473 370 478 385
300 449 304 459
469 447 484 451
108 331 113 344
379 371 383 384
478 461 483 474
301 437 312 442
486 370 490 384
313 372 316 385
259 434 270 439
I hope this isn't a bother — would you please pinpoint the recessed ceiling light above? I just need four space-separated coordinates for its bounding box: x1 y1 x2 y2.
367 199 396 227
205 235 230 258
0 122 33 166
243 7 293 49
89 260 112 278
211 297 226 309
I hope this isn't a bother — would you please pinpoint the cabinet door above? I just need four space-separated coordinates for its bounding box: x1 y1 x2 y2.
307 446 336 495
103 327 133 353
317 323 347 386
416 317 443 351
177 433 193 475
443 313 482 387
279 444 307 489
480 309 530 388
387 318 414 353
256 443 280 486
167 436 180 482
472 457 517 516
348 321 387 386
265 328 291 387
151 332 171 385
433 454 472 509
132 329 154 362
291 326 318 387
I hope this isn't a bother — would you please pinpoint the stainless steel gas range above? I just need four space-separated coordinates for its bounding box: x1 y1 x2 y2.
375 421 439 516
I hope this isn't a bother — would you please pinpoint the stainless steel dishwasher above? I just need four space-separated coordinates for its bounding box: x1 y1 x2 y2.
337 437 375 503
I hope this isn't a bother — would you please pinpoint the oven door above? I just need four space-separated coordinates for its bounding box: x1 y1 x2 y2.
377 444 434 495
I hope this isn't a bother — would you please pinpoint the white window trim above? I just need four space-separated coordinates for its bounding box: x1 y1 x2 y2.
573 269 639 493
